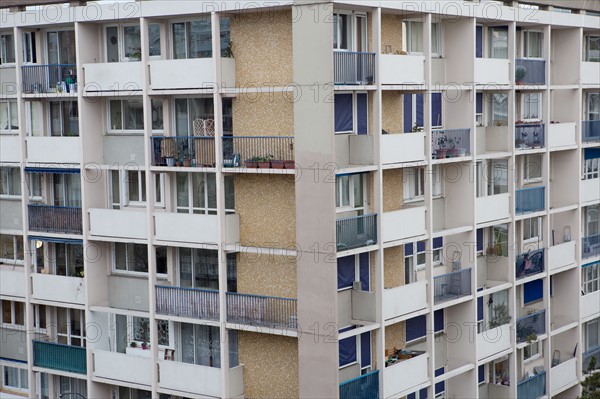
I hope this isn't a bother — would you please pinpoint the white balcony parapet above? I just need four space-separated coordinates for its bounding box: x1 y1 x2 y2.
475 58 510 85
547 241 576 272
582 62 600 85
550 358 577 395
93 350 152 386
380 133 425 165
382 207 426 244
31 274 85 305
149 58 235 90
380 55 425 85
0 136 20 163
383 281 427 321
475 194 510 225
83 62 143 92
154 213 239 245
383 353 429 397
27 137 81 164
581 290 600 321
89 209 147 240
0 268 25 298
581 178 600 203
158 361 244 397
477 324 511 361
547 122 576 149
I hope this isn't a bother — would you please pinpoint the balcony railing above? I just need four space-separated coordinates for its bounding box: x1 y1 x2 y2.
222 136 295 169
516 310 546 343
516 248 545 279
33 340 86 374
151 136 215 167
431 128 471 159
226 292 297 330
339 370 379 399
583 346 600 373
336 214 378 251
516 58 546 85
22 64 77 94
515 187 545 214
515 123 545 150
517 371 546 399
28 204 82 235
582 234 600 259
334 51 376 85
583 120 600 142
155 285 219 321
433 268 472 304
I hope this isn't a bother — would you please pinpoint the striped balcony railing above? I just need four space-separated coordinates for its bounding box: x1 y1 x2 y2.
583 346 600 373
516 248 545 279
339 370 379 399
155 285 219 321
226 292 297 330
516 310 546 343
583 120 600 142
517 371 546 399
433 268 472 304
334 51 376 85
222 136 295 169
515 123 545 150
151 136 215 167
336 214 378 251
28 204 82 235
516 58 546 85
431 128 471 159
22 64 77 94
33 340 86 374
582 234 600 259
515 187 545 214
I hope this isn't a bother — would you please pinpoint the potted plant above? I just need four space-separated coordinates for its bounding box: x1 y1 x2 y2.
283 160 295 169
271 159 285 169
436 135 450 159
257 154 273 168
245 156 261 168
130 342 138 348
447 137 462 157
182 150 192 167
141 341 149 350
515 65 527 85
489 303 511 329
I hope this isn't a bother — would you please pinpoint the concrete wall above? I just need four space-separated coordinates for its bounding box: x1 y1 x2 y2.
381 14 403 54
232 91 294 137
382 91 404 133
382 169 403 212
385 322 406 355
384 246 404 288
107 275 149 312
103 135 145 166
0 200 22 231
0 327 28 361
237 252 296 298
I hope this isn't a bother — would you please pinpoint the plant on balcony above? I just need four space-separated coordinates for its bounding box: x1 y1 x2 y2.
223 40 234 58
515 65 527 85
525 333 538 343
257 154 274 168
580 356 600 399
130 341 138 348
489 303 511 329
245 156 261 168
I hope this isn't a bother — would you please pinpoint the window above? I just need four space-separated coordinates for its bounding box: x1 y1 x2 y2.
487 356 509 385
0 167 21 197
404 165 442 201
523 217 542 242
1 300 24 327
173 20 212 59
583 263 599 295
523 340 541 361
334 93 368 134
477 160 508 197
27 173 42 199
584 157 599 180
476 92 483 126
56 308 85 347
489 27 508 59
0 234 24 264
404 93 443 131
337 253 369 291
584 205 599 238
106 25 141 62
180 323 238 367
0 33 15 64
109 99 163 132
46 30 76 65
0 99 18 132
58 377 87 399
148 23 161 57
22 32 36 64
176 173 234 214
52 243 83 277
584 34 599 62
109 170 164 207
118 388 152 399
489 93 508 126
587 93 599 121
523 31 543 58
51 173 81 207
431 22 441 56
333 13 351 50
131 316 170 346
175 97 215 135
2 365 28 392
523 154 542 182
113 243 167 275
520 93 541 121
586 319 599 351
403 21 440 55
335 173 366 210
179 248 237 292
49 101 78 136
34 304 46 330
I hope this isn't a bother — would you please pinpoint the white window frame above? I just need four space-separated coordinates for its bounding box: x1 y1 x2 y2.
586 319 600 351
104 24 141 62
523 154 543 183
175 172 233 215
1 364 29 392
110 169 164 208
0 167 21 198
523 340 542 362
0 33 15 65
48 100 78 137
0 234 24 265
336 254 369 293
584 205 599 237
584 157 599 180
0 99 19 133
520 93 542 122
1 300 25 328
489 27 508 59
112 242 148 275
49 242 83 277
334 91 369 135
403 21 441 56
489 93 508 127
583 263 599 295
127 315 172 348
335 173 367 213
45 29 76 65
404 165 442 203
107 98 144 134
22 32 36 64
333 11 352 51
522 216 542 243
147 23 162 58
55 308 85 347
585 34 600 62
587 93 599 121
522 30 543 59
170 19 213 60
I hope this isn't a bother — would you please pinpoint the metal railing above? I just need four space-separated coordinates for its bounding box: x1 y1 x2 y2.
336 214 378 251
583 120 600 142
515 248 545 279
515 123 545 149
431 128 471 158
155 285 219 321
516 310 546 343
517 371 546 399
334 51 376 85
433 268 472 304
582 234 600 259
516 58 546 85
339 370 379 399
22 64 77 93
33 340 86 374
226 292 297 330
583 346 600 373
515 187 545 214
151 136 215 167
222 136 295 168
28 204 82 235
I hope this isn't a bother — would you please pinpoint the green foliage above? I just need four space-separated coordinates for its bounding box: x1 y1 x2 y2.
580 357 600 399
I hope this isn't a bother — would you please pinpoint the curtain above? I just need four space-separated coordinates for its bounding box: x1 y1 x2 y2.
357 93 368 134
338 334 357 367
406 315 426 341
335 94 353 132
523 279 543 304
360 332 371 368
337 255 355 289
476 26 483 58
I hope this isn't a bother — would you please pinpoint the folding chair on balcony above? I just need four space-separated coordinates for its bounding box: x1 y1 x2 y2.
552 350 561 367
193 118 216 166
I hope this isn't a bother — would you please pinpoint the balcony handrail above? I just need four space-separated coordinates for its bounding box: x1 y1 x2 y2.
22 63 76 68
333 50 377 56
336 213 378 223
582 120 600 142
226 291 297 329
152 135 214 140
32 339 82 349
28 204 81 210
226 291 297 302
435 267 472 280
156 284 219 294
339 370 379 399
517 309 546 322
516 186 544 193
222 135 294 139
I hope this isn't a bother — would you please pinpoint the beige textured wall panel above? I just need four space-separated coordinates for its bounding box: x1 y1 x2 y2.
381 14 403 54
235 174 296 247
384 246 404 288
230 10 293 87
385 322 406 354
232 92 294 137
238 332 299 399
382 169 403 212
382 91 404 133
237 252 297 298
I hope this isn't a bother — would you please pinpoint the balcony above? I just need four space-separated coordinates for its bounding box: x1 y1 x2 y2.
107 275 149 312
149 57 235 90
92 350 152 386
583 346 600 373
89 209 147 240
31 274 85 305
154 213 239 245
380 54 425 85
226 292 297 330
547 123 576 149
83 62 142 92
582 61 600 85
26 137 81 164
334 51 376 85
431 129 471 160
475 58 510 85
221 136 295 169
383 282 427 322
476 194 510 225
0 66 16 95
335 134 374 168
28 204 82 235
515 59 546 85
516 310 546 343
155 285 219 321
583 234 600 259
550 358 577 395
547 241 576 272
583 120 600 142
476 125 510 155
336 214 378 251
339 370 379 399
515 123 545 150
515 187 545 214
151 136 215 167
516 249 545 279
158 360 244 397
1 327 28 362
433 268 472 305
383 353 428 397
380 133 425 165
0 135 20 163
21 64 77 94
581 290 600 320
0 268 25 298
381 206 426 244
517 371 545 399
477 324 512 361
33 340 86 374
581 178 600 203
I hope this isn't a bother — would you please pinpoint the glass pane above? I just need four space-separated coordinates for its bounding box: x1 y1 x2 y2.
157 320 169 346
224 175 235 210
220 18 231 57
19 368 28 389
175 99 189 135
0 235 15 259
132 244 148 272
64 101 78 136
0 102 8 130
59 30 76 64
1 301 11 324
4 366 18 388
188 20 212 58
172 23 186 59
148 23 161 56
56 243 67 275
123 99 144 130
106 26 119 62
111 170 120 208
57 307 67 334
431 23 439 54
133 317 150 342
588 36 600 62
13 302 23 325
176 173 189 210
353 174 363 207
193 173 205 211
179 248 193 288
109 100 122 130
490 29 508 59
9 100 17 129
207 174 217 210
37 305 46 329
151 100 163 130
50 102 62 136
128 171 140 202
411 22 424 53
156 246 167 274
181 322 195 364
115 243 127 270
492 94 508 125
154 174 161 203
47 32 59 64
2 34 15 63
123 26 141 59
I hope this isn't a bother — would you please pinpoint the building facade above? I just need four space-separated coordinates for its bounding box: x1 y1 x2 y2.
0 0 599 398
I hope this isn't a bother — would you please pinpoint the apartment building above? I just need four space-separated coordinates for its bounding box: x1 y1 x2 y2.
0 0 598 398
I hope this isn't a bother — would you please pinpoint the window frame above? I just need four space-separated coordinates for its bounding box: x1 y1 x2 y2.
110 169 164 208
171 19 213 60
519 93 542 122
107 98 165 134
523 340 542 362
584 34 600 62
104 24 142 63
2 364 29 392
584 157 600 180
48 100 79 137
403 165 442 202
522 216 543 243
46 29 76 65
587 93 599 121
1 300 25 328
147 23 162 58
523 153 543 184
334 91 369 135
0 167 21 198
128 315 171 347
488 27 508 59
22 32 36 64
55 308 85 347
583 263 599 295
0 33 16 65
585 318 600 351
0 99 19 133
335 173 367 213
112 242 168 276
0 234 24 265
175 172 234 215
522 30 543 59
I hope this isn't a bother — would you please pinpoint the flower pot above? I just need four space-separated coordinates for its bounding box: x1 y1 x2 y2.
165 157 175 167
271 160 285 169
516 80 523 85
183 158 192 167
457 148 467 157
447 148 460 157
245 160 258 168
436 149 447 159
283 160 295 169
257 161 271 169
